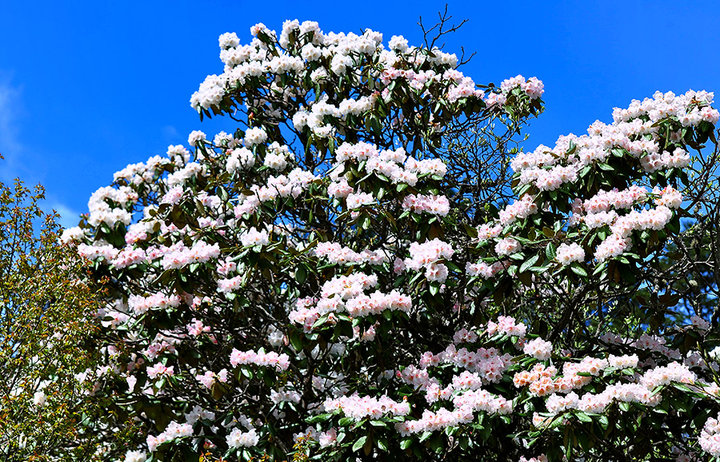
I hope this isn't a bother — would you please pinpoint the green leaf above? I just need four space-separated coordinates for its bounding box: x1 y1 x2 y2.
400 439 412 450
445 261 461 272
289 330 304 352
520 255 539 274
672 383 693 393
566 140 577 155
597 415 609 430
428 433 443 453
295 265 308 284
352 419 367 430
312 314 329 329
546 243 557 260
575 412 592 423
306 413 332 424
570 264 588 277
377 437 389 452
352 436 367 452
459 436 469 450
592 262 607 276
338 417 354 427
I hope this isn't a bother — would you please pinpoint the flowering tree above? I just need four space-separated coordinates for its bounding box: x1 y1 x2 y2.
67 17 720 461
0 174 106 461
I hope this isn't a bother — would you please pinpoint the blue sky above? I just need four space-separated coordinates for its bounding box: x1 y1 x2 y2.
1 0 719 227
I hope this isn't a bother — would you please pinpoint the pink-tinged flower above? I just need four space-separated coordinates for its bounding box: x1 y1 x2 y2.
691 315 710 332
519 455 548 462
147 421 193 452
328 179 353 198
346 191 374 209
230 348 290 371
487 316 527 338
227 427 259 448
498 195 537 225
324 393 410 420
654 185 683 209
187 318 211 336
495 238 521 256
555 243 585 266
700 413 720 456
240 227 269 247
196 369 228 389
523 338 553 360
318 428 338 448
404 239 454 270
401 194 450 216
188 130 207 146
147 363 174 379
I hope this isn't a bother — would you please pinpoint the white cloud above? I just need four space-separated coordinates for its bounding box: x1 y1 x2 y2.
163 124 179 139
47 200 82 230
0 77 28 181
0 79 22 155
0 76 81 230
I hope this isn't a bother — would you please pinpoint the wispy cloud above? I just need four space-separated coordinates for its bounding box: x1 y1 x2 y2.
0 76 28 181
0 79 21 154
163 124 179 140
46 200 82 229
0 77 81 229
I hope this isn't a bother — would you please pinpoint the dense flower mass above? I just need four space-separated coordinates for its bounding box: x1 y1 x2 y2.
66 18 720 462
700 413 720 456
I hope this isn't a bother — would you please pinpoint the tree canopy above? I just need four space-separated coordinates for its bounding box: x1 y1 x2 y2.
57 17 720 462
0 173 107 461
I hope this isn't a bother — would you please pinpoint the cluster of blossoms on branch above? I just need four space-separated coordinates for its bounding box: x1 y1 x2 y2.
62 18 720 462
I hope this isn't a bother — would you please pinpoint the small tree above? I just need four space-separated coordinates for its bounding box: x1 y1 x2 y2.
0 172 107 460
69 17 720 461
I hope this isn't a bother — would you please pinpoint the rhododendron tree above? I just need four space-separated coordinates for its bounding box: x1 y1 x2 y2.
67 16 720 461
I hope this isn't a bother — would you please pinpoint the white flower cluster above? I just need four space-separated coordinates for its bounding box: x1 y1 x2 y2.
226 147 255 172
323 393 410 420
146 421 193 452
477 90 717 269
240 227 269 247
534 361 696 418
123 450 147 462
190 20 474 118
523 338 553 360
226 427 260 449
404 238 455 283
395 388 511 436
555 243 585 266
332 142 447 189
288 273 412 331
401 193 450 216
700 413 720 456
313 241 387 266
87 186 137 227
